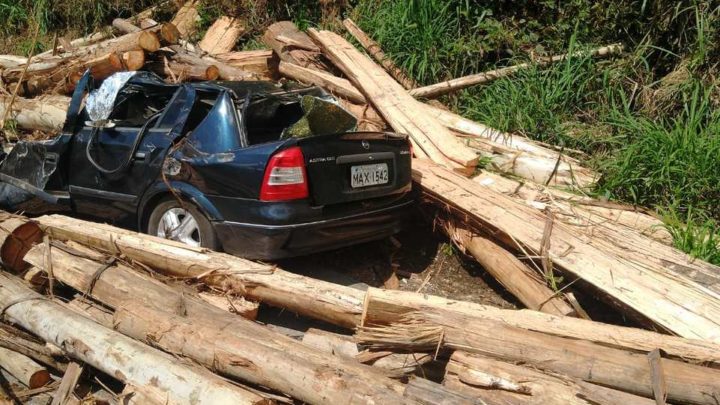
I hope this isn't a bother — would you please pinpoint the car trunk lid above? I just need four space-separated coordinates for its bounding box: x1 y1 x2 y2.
293 132 412 206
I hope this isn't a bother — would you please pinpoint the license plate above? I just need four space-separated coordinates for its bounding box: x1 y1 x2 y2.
351 163 389 188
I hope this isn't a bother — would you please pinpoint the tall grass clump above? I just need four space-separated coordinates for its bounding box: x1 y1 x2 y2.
598 81 720 220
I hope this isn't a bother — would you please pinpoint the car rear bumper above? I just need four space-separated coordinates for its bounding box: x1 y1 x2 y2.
213 197 414 260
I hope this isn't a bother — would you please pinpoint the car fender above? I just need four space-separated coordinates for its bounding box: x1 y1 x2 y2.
138 180 223 229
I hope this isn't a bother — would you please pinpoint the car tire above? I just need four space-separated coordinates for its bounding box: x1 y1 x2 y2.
146 197 219 250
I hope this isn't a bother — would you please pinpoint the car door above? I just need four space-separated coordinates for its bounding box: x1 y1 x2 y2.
68 84 197 224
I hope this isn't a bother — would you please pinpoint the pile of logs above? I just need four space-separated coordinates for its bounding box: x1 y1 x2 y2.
1 212 720 404
2 3 720 404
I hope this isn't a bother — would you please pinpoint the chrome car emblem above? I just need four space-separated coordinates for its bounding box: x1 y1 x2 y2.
361 140 370 150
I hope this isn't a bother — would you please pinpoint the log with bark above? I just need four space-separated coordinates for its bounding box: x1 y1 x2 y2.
444 351 655 405
36 214 365 329
410 43 624 99
360 287 720 364
148 61 220 81
0 213 43 273
342 18 418 90
358 308 720 404
0 272 267 404
412 158 720 341
308 28 477 171
22 239 257 323
0 95 69 133
0 347 51 389
199 16 245 55
107 304 409 404
167 45 257 81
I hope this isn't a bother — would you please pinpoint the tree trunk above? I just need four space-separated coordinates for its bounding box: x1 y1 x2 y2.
360 287 720 364
109 304 409 404
148 61 220 81
112 18 140 34
23 240 257 323
167 45 256 80
445 351 655 405
412 158 720 341
0 347 51 389
0 95 69 133
0 273 266 404
358 308 720 404
36 214 365 329
410 44 623 99
342 18 418 90
199 17 245 55
308 29 477 171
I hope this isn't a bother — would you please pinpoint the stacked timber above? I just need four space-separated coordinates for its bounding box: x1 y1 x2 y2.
2 212 720 404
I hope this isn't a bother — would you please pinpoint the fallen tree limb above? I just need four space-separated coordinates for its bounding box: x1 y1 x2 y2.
410 43 624 99
0 272 267 404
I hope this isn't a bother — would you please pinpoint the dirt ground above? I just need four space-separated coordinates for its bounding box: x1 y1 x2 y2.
277 210 518 309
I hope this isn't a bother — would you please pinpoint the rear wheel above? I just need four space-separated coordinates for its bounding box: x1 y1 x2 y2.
147 198 219 250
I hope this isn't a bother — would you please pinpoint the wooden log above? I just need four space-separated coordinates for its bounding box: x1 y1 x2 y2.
111 304 409 404
23 240 257 323
197 292 259 320
447 225 576 316
412 158 720 341
0 95 69 132
359 309 720 404
275 60 596 187
171 0 200 39
301 328 432 378
50 362 82 405
168 45 255 80
0 272 267 404
199 16 245 55
263 21 331 71
148 61 220 81
121 50 145 71
215 50 274 79
342 18 418 90
0 347 51 389
360 287 720 364
445 351 655 405
112 18 140 34
404 377 485 405
308 29 477 171
0 213 43 273
0 55 28 69
0 327 66 373
35 31 111 58
410 43 624 99
36 214 365 329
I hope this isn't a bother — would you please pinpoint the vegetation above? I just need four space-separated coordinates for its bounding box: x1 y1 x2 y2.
1 0 719 262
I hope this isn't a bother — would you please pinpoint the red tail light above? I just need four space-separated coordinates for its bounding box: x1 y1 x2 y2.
260 146 309 201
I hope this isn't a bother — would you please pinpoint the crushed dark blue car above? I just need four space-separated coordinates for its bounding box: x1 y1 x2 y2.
0 71 414 259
